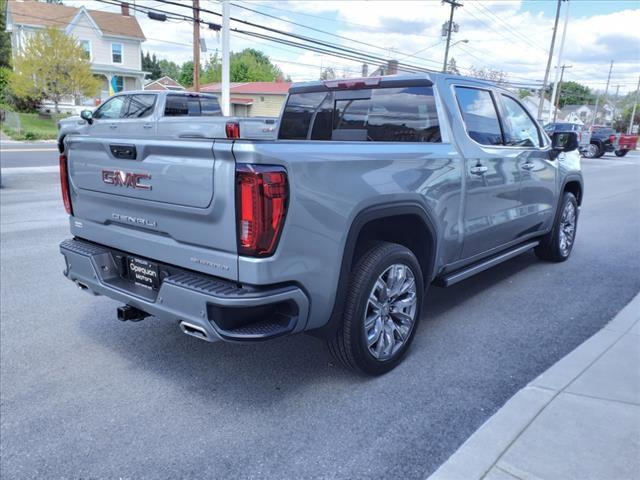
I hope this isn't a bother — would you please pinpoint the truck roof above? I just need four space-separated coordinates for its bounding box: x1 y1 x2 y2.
110 90 219 98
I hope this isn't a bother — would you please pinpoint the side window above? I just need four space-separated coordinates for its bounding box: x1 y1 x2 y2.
164 96 221 116
279 91 328 140
124 94 156 118
93 96 127 120
500 95 541 147
455 87 503 146
164 96 189 116
201 98 222 116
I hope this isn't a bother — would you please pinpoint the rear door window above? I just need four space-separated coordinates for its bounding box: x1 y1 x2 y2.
279 86 440 142
454 86 503 146
124 94 156 118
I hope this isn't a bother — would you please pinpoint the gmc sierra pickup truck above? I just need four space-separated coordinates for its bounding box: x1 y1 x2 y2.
57 90 277 153
59 73 583 375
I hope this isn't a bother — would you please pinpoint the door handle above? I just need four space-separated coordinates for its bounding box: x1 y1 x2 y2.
521 162 535 170
143 123 152 129
109 124 117 129
470 164 488 175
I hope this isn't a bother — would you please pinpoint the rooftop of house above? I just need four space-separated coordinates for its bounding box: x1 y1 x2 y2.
7 1 145 40
198 82 292 95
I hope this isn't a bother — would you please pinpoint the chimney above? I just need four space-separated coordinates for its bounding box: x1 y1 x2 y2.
386 60 398 76
121 2 130 16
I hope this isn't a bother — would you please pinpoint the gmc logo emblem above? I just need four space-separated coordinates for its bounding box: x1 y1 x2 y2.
102 170 152 190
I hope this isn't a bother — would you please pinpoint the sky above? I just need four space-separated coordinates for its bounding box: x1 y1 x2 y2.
64 0 640 95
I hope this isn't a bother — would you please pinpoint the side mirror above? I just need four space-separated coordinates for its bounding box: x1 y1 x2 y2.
80 109 93 125
551 131 579 153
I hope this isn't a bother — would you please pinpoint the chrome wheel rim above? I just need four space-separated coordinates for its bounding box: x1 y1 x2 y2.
585 144 598 158
559 201 576 257
364 264 418 361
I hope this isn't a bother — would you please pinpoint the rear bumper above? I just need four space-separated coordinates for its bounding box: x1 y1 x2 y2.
60 238 309 342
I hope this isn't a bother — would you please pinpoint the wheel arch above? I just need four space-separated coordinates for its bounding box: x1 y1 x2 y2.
562 174 584 206
312 201 439 338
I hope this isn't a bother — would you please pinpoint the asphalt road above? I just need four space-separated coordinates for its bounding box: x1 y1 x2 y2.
1 150 639 479
0 142 59 169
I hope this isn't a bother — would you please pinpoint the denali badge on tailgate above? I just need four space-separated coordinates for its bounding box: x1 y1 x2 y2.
102 169 152 190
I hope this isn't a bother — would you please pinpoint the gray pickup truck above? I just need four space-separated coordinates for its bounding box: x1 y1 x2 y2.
59 73 583 375
57 90 277 153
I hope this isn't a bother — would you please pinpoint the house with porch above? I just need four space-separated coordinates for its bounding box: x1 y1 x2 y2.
6 0 147 112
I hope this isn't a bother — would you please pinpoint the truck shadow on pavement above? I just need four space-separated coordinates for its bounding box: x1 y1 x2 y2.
77 251 538 404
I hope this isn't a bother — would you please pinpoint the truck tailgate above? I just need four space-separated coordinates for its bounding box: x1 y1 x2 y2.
65 136 238 281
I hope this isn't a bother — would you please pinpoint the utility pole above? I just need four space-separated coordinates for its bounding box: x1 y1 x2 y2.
628 76 640 134
593 60 613 126
221 0 230 116
553 64 571 122
537 0 563 120
192 0 200 92
548 0 570 123
611 84 621 126
442 0 463 73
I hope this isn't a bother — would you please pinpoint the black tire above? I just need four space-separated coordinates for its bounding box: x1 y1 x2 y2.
535 192 579 262
327 242 424 375
583 142 603 158
614 150 628 157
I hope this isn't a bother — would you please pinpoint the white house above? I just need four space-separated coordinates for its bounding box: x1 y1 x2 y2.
6 0 147 110
520 94 558 123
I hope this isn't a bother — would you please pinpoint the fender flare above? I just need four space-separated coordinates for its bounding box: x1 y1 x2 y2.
311 201 439 338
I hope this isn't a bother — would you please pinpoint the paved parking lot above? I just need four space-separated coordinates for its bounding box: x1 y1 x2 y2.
1 150 639 479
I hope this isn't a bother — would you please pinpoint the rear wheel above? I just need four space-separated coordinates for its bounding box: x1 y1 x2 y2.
328 242 423 375
535 192 578 262
614 150 629 157
583 142 602 158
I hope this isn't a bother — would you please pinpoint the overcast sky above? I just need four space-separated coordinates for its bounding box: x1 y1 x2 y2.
69 0 640 95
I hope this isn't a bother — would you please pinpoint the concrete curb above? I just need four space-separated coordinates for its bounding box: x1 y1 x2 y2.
428 292 640 480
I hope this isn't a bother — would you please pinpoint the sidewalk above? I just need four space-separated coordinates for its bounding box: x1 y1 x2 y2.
429 293 640 480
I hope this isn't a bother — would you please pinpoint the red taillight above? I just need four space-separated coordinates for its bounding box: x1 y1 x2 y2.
59 154 73 215
609 134 616 143
236 164 288 257
226 122 240 139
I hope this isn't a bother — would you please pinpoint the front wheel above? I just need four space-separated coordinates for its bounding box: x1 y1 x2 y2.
328 242 424 375
614 150 629 157
535 192 579 262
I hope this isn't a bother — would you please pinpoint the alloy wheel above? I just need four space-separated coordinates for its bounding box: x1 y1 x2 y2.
559 201 576 257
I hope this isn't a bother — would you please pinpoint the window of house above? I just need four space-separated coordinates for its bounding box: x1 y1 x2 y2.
454 87 503 146
111 43 123 64
499 95 542 147
79 40 91 60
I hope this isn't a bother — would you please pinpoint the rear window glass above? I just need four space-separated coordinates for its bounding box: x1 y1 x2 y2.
279 86 441 142
164 95 221 117
454 87 503 146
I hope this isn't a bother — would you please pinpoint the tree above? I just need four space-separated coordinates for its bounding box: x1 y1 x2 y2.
159 59 180 81
229 48 282 82
447 58 460 75
10 27 100 112
141 51 162 80
320 67 336 80
201 52 221 84
0 0 12 68
467 65 508 84
178 60 199 87
554 81 593 108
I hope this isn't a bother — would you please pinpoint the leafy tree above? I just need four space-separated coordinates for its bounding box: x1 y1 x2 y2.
201 52 221 84
467 65 507 84
141 51 162 80
10 27 100 112
0 0 12 68
159 59 181 81
554 81 593 108
178 60 201 87
229 48 282 82
320 67 336 80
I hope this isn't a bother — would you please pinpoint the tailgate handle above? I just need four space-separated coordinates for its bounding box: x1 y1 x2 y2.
110 144 137 160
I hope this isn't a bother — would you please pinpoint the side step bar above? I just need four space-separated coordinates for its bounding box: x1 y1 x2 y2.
436 240 539 287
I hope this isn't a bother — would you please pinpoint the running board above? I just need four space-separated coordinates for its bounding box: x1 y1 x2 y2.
435 241 539 287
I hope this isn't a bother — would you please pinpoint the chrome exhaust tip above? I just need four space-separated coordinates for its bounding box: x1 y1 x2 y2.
179 321 209 340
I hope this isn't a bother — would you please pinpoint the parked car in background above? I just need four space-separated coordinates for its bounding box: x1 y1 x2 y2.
612 132 638 157
544 122 590 154
57 90 278 152
59 73 583 375
583 125 638 158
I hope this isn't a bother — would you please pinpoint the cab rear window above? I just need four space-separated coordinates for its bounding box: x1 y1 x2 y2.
279 86 441 142
164 95 222 117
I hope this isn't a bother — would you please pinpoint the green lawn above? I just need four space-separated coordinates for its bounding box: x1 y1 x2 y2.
1 111 65 141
